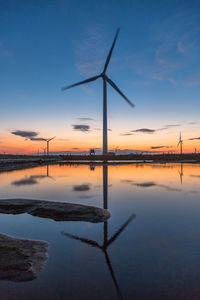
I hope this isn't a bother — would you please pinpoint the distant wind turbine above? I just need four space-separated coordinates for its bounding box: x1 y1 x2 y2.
177 132 183 155
45 137 55 156
41 147 46 155
61 28 135 155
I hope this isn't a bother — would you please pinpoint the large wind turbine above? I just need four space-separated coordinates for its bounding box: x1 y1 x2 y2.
61 28 135 155
45 137 55 156
177 132 183 155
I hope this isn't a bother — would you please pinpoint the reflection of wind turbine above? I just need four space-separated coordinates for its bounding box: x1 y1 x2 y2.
46 164 56 181
62 164 135 299
45 137 55 156
61 29 135 155
177 132 183 155
178 163 183 184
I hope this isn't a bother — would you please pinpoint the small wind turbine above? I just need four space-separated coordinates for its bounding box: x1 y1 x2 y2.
45 137 55 156
61 28 135 155
177 132 183 155
41 147 46 155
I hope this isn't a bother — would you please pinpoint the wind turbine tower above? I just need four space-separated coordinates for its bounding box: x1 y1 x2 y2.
177 132 183 155
62 29 135 155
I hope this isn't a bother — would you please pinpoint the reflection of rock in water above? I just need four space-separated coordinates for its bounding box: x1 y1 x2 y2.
0 233 48 282
0 199 110 223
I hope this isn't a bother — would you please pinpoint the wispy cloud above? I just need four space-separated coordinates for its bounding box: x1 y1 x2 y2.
11 130 38 138
56 138 69 141
72 124 90 132
165 124 181 128
188 136 200 141
131 128 155 133
123 6 200 85
76 25 107 76
120 133 134 136
77 117 94 121
186 121 199 125
120 124 181 136
150 146 172 149
11 130 46 141
185 72 200 86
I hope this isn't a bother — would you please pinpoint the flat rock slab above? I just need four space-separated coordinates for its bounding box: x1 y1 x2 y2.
0 199 110 223
0 233 48 282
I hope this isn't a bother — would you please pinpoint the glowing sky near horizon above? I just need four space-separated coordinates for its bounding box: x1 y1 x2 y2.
0 0 200 154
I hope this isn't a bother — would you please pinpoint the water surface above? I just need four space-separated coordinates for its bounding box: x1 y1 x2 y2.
0 163 200 299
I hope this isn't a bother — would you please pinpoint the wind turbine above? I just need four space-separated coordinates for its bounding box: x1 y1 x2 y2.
61 28 135 155
45 137 55 156
41 147 46 155
177 132 183 155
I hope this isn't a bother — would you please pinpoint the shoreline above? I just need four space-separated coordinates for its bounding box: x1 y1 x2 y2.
0 155 200 173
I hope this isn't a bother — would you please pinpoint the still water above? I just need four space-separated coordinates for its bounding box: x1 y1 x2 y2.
0 163 200 300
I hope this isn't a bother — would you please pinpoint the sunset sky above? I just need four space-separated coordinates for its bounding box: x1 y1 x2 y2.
1 0 200 154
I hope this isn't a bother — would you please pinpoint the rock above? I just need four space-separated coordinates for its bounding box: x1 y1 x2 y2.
0 199 110 223
0 233 48 282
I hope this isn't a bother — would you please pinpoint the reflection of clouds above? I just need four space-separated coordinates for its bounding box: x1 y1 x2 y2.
188 190 199 194
136 182 156 187
121 180 182 192
73 184 90 192
12 175 46 186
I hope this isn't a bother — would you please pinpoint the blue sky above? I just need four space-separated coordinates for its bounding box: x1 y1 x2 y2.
0 0 200 153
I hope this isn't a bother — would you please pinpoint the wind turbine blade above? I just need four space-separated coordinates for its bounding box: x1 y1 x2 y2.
61 75 100 91
103 28 120 74
61 232 101 249
106 76 135 107
47 136 56 142
106 214 136 248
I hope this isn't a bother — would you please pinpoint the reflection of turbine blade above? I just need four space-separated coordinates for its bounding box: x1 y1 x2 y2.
61 232 101 249
104 250 123 300
106 214 136 248
61 213 135 300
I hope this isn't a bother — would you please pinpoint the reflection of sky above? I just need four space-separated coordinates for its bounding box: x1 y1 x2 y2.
1 163 200 201
1 1 200 154
0 164 200 298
